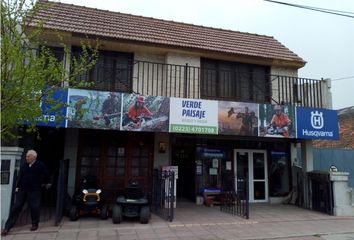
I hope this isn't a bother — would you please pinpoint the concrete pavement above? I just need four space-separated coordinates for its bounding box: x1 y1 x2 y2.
1 203 354 240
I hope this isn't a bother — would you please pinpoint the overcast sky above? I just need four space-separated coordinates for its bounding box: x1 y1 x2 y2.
60 0 354 110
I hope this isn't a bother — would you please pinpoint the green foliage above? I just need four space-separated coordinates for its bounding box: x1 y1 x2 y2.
1 0 98 141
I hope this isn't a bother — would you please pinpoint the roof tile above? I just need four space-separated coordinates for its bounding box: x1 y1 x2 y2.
31 0 305 65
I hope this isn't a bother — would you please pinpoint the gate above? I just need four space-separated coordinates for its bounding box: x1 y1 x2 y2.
152 169 175 222
296 171 334 215
220 175 249 219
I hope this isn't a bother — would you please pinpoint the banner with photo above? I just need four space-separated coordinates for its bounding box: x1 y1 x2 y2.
34 88 340 141
259 104 296 138
218 101 259 136
169 98 218 134
67 89 122 129
121 93 170 132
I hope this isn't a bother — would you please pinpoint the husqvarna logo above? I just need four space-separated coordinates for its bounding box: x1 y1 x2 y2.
311 111 324 129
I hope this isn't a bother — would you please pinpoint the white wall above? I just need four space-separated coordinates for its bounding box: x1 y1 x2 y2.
154 132 170 169
320 78 333 109
0 147 23 228
165 52 201 99
270 66 298 105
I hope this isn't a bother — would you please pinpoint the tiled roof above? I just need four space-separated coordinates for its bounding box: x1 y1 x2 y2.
313 107 354 149
30 0 305 66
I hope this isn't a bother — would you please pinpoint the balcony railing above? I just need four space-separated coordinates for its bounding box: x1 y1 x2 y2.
82 60 325 108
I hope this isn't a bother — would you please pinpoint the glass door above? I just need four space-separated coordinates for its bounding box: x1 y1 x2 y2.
234 150 268 203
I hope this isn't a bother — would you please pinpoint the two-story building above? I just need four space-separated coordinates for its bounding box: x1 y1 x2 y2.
14 0 339 220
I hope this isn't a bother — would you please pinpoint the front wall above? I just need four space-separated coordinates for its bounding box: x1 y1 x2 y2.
165 53 201 99
270 66 298 105
133 52 166 96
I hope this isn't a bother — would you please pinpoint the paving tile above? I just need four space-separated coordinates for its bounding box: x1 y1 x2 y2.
34 232 58 239
119 234 139 240
117 228 136 235
56 231 79 240
12 235 36 240
98 229 117 237
137 233 158 239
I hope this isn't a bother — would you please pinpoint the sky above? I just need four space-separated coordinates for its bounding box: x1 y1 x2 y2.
60 0 354 110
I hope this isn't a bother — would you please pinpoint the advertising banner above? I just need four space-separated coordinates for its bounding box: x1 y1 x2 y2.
296 107 339 140
67 88 122 129
121 94 170 132
36 88 68 127
34 88 340 141
169 98 218 134
218 101 259 136
259 104 296 138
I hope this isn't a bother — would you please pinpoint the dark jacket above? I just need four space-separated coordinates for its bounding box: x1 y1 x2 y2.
16 161 49 192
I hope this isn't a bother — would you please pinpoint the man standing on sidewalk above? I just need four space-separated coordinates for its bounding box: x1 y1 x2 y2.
1 150 51 236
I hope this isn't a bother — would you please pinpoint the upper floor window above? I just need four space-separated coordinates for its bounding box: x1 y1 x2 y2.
72 47 133 92
201 58 270 103
47 46 64 62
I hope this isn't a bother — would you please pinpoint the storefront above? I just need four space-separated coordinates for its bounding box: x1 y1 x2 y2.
35 87 339 207
171 134 292 204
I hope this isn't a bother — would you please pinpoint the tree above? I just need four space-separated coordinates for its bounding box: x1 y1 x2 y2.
1 0 98 142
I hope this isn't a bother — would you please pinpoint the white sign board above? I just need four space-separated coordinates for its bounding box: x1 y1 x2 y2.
169 97 218 134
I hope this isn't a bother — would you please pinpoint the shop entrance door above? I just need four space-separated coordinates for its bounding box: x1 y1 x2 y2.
234 150 268 203
77 131 153 203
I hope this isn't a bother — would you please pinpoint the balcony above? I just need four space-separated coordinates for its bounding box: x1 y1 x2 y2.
79 60 325 108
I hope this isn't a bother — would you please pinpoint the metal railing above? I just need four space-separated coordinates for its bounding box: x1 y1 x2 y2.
132 61 324 107
220 175 249 219
271 75 323 108
80 60 324 107
152 169 175 222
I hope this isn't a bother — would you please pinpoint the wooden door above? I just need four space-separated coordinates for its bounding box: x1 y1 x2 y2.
77 130 153 204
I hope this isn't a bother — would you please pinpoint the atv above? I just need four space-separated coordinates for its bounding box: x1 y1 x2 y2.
112 180 150 224
69 175 109 221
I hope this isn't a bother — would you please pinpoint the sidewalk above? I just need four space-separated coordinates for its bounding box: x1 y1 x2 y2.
2 203 354 240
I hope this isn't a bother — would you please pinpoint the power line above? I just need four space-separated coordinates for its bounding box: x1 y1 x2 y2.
331 76 354 81
264 0 354 18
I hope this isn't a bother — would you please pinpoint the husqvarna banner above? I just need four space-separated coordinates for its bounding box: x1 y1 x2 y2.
296 107 339 140
169 98 218 134
36 88 340 140
37 88 68 127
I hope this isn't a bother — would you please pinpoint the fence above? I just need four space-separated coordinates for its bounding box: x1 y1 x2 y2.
220 175 249 219
152 169 175 222
296 171 334 215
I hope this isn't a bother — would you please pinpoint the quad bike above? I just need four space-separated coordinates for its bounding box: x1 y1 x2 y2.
112 180 150 224
69 175 109 221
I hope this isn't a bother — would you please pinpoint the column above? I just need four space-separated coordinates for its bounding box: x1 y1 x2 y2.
301 139 314 208
1 147 24 228
330 172 354 216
